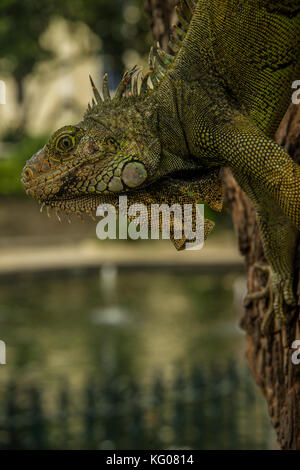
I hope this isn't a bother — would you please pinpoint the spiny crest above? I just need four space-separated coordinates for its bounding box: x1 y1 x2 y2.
85 0 196 116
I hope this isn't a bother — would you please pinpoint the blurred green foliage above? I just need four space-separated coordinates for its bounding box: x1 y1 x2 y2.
0 0 150 101
57 0 151 75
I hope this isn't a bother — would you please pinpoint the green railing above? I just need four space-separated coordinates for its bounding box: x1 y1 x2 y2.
0 361 274 450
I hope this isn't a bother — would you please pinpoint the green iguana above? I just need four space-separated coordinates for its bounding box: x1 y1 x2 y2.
22 0 300 328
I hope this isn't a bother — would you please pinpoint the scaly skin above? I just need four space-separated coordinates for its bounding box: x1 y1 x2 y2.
22 0 300 324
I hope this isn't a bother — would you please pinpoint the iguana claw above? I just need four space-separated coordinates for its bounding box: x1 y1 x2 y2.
245 262 296 335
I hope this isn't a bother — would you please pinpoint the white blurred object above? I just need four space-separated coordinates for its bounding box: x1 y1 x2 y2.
0 80 6 104
90 306 129 326
232 275 247 312
99 264 118 301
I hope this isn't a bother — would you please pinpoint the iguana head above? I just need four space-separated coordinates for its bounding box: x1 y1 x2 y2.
23 71 164 206
21 31 224 248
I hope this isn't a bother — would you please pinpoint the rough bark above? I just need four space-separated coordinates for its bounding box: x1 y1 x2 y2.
145 0 300 450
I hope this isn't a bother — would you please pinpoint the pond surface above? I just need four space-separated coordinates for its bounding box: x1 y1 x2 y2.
0 268 275 449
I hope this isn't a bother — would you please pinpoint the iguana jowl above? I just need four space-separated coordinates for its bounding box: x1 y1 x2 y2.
22 0 300 325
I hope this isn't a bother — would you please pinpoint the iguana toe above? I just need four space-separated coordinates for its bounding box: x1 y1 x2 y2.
245 262 296 335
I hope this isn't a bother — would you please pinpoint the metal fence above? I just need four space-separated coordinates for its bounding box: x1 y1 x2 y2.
0 361 274 450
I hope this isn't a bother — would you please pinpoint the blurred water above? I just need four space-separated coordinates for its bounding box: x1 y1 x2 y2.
0 268 275 449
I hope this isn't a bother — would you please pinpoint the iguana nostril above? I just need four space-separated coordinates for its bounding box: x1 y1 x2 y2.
22 167 34 181
122 162 147 188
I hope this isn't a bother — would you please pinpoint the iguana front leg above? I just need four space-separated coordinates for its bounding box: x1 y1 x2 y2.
222 120 300 230
218 120 300 329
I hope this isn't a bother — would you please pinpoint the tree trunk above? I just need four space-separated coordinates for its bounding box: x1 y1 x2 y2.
145 0 300 450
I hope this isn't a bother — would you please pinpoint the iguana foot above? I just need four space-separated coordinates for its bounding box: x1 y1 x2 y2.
245 262 296 335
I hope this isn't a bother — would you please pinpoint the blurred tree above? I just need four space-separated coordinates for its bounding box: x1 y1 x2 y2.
58 0 150 76
0 0 55 105
0 0 150 137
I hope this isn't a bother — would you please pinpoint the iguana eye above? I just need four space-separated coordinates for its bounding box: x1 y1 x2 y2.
56 134 75 153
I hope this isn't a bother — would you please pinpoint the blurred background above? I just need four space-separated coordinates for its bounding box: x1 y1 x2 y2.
0 0 275 449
